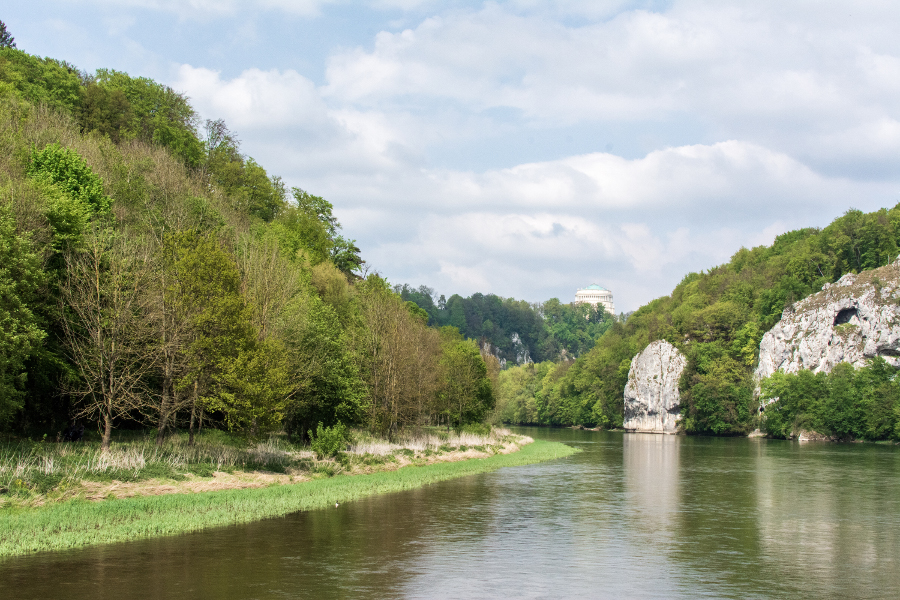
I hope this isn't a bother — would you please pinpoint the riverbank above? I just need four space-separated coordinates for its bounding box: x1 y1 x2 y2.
0 438 578 557
1 428 525 508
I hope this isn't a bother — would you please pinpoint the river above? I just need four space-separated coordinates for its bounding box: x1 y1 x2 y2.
2 428 899 599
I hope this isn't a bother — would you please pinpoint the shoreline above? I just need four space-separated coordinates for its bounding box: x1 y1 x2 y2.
0 438 578 558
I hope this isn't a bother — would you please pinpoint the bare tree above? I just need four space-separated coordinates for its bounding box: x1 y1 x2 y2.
60 225 157 450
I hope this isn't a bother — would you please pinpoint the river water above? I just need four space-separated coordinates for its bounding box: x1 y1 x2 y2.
2 428 899 599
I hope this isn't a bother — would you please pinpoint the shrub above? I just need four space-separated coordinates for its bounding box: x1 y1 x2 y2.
308 422 350 460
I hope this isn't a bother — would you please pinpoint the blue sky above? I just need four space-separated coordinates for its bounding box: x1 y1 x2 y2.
6 1 900 311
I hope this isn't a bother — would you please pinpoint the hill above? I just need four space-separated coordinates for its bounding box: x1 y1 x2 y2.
496 205 900 433
0 45 495 444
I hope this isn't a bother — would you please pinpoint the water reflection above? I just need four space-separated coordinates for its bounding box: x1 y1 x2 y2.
1 429 899 599
753 442 900 597
623 433 680 537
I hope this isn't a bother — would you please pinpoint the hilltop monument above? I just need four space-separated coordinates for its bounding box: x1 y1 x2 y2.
575 284 615 314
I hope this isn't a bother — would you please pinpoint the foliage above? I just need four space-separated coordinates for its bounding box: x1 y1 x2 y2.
0 46 562 446
496 322 633 428
0 204 45 419
200 120 285 221
93 69 203 167
759 358 900 440
438 334 495 427
27 143 111 247
308 421 351 459
396 284 614 364
0 48 81 113
351 275 443 437
280 288 364 440
0 20 14 49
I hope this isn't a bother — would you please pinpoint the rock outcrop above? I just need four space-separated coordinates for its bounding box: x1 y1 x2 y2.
755 258 900 382
623 340 687 433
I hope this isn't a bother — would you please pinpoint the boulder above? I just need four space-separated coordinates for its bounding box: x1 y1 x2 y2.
755 258 900 382
623 340 687 433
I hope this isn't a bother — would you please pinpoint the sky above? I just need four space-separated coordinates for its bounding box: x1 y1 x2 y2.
6 1 900 312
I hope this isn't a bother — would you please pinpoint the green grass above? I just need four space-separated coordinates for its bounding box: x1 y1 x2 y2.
0 439 578 557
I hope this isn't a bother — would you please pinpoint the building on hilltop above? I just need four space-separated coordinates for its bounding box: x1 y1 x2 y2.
575 284 615 314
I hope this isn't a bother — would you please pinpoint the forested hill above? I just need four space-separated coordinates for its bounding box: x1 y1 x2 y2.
395 285 614 365
496 205 900 432
0 41 496 444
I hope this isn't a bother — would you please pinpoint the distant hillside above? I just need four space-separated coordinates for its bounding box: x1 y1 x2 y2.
394 285 614 364
496 205 900 432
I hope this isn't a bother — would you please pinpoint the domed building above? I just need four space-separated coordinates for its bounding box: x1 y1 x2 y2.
575 284 615 314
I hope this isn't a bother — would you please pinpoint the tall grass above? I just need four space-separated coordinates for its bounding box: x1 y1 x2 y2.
0 433 299 496
350 427 515 455
0 439 578 558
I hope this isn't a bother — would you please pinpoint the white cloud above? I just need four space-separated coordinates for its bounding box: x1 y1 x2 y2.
173 64 330 130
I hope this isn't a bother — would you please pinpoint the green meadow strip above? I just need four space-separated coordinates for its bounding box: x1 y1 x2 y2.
0 439 577 558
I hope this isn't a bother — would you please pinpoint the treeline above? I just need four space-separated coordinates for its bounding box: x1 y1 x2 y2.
760 359 900 440
0 42 495 446
396 285 614 364
498 205 900 435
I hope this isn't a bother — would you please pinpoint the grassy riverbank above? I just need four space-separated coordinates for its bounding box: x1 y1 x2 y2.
0 438 577 557
1 428 525 507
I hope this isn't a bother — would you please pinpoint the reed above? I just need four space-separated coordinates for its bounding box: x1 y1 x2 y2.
0 439 577 557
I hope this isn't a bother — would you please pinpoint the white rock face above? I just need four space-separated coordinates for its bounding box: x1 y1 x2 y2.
623 340 687 434
755 259 900 382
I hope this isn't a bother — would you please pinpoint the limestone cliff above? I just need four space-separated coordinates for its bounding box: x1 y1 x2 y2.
623 340 686 433
755 258 900 382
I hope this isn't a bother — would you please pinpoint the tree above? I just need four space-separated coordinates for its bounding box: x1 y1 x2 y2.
351 275 442 437
78 83 132 142
293 188 339 237
280 287 365 441
166 232 254 442
60 226 157 450
207 337 292 437
28 143 111 216
0 20 15 49
331 236 364 278
0 204 45 421
0 49 82 112
437 329 494 428
94 68 204 167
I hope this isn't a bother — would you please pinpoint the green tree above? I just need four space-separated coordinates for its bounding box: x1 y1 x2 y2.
209 338 292 437
0 204 45 420
94 68 203 167
280 289 364 440
167 233 259 440
438 332 494 428
0 20 15 49
78 83 132 142
27 143 111 232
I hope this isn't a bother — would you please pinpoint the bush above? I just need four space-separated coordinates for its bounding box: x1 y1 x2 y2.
308 422 350 460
